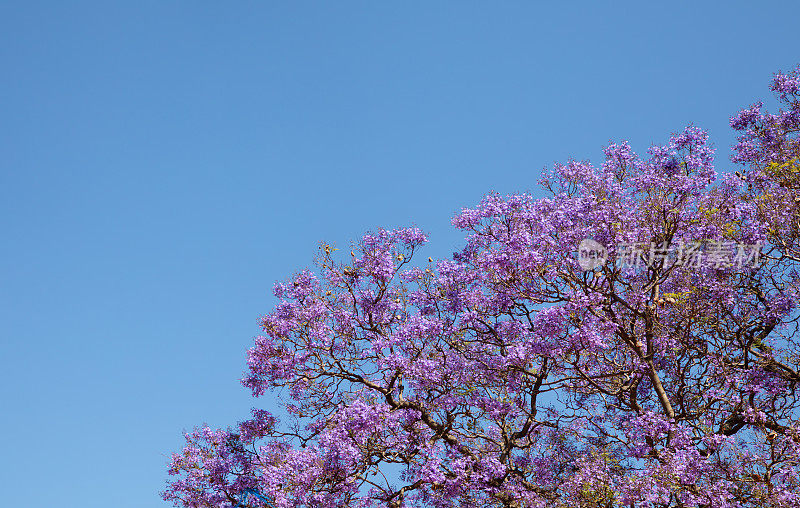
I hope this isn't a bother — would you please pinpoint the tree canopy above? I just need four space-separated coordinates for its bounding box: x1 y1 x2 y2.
163 65 800 507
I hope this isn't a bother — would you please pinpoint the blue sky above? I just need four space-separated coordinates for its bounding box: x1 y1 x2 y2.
1 2 798 506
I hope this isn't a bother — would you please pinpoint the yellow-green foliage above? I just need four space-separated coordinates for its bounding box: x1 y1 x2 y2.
765 158 800 188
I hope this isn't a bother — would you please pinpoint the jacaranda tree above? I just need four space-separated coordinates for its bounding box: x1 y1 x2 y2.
163 66 800 507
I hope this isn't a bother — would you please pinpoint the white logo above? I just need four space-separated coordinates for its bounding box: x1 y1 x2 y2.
577 239 607 271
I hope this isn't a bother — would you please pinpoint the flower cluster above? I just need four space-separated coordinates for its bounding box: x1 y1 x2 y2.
164 66 800 508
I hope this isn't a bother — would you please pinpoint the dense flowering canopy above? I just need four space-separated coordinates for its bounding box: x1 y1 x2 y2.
164 66 800 507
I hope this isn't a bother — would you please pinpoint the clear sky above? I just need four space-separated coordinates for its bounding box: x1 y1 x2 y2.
1 2 798 506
